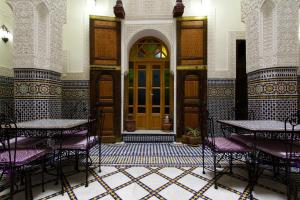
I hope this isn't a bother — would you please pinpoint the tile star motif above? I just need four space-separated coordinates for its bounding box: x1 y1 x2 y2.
159 184 193 200
140 173 169 190
125 167 150 178
158 167 184 179
177 174 208 192
102 172 131 189
115 183 149 200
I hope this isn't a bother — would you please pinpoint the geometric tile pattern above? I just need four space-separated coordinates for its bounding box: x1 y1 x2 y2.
122 134 175 143
0 76 14 119
0 159 287 199
62 80 89 119
14 68 62 122
100 143 205 157
94 143 221 167
248 67 298 121
208 79 235 135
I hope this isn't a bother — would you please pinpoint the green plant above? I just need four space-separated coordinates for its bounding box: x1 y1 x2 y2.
186 127 201 137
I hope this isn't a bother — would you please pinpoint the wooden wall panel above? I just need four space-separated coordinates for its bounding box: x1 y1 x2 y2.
90 17 121 66
90 69 121 143
90 17 121 143
177 18 207 66
94 29 117 59
176 70 207 138
176 18 207 139
180 29 203 58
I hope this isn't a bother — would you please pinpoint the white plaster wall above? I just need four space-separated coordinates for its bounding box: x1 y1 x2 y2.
62 0 246 79
207 0 246 78
63 0 88 74
0 1 13 74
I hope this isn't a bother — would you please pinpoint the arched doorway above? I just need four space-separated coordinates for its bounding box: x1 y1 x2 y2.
125 37 173 130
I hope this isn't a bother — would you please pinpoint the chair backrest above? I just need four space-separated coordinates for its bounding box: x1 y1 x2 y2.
85 107 105 141
202 111 216 144
0 116 18 166
284 113 300 162
96 108 105 138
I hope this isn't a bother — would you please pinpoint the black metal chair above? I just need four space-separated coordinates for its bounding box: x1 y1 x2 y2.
0 118 49 200
54 108 103 187
254 113 300 199
0 113 47 150
202 115 252 189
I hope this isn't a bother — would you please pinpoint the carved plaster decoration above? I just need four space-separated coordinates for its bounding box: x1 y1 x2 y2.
6 0 67 73
0 66 14 77
123 0 174 19
241 0 299 73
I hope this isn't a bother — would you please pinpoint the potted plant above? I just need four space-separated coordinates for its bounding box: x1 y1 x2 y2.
124 115 136 132
162 114 172 132
185 127 201 147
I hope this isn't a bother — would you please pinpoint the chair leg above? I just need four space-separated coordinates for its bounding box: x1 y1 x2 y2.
85 149 89 187
29 172 33 200
286 163 291 200
9 167 14 200
229 153 233 174
25 171 28 200
59 151 64 195
54 151 59 185
202 143 205 174
42 156 45 192
75 150 79 171
20 174 24 186
213 151 218 189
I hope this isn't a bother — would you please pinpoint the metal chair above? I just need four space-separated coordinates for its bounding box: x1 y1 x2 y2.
0 119 49 200
54 108 104 187
255 113 300 199
0 113 47 150
202 115 251 189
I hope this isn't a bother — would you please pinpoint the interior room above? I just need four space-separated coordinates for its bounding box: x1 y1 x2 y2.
0 0 299 199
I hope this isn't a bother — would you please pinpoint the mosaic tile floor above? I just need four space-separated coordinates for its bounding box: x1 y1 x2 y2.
95 143 216 166
0 143 289 200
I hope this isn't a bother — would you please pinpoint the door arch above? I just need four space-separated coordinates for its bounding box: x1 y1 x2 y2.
125 37 173 130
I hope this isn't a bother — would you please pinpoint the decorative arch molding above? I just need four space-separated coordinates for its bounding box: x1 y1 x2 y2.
123 21 176 73
35 2 50 69
259 0 276 69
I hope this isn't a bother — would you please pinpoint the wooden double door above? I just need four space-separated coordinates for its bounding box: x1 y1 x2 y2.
133 62 166 130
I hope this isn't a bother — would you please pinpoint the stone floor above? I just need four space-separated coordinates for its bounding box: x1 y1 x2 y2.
0 143 290 200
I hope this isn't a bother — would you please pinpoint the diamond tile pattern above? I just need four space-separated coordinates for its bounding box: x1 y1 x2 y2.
0 165 288 200
0 143 289 200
